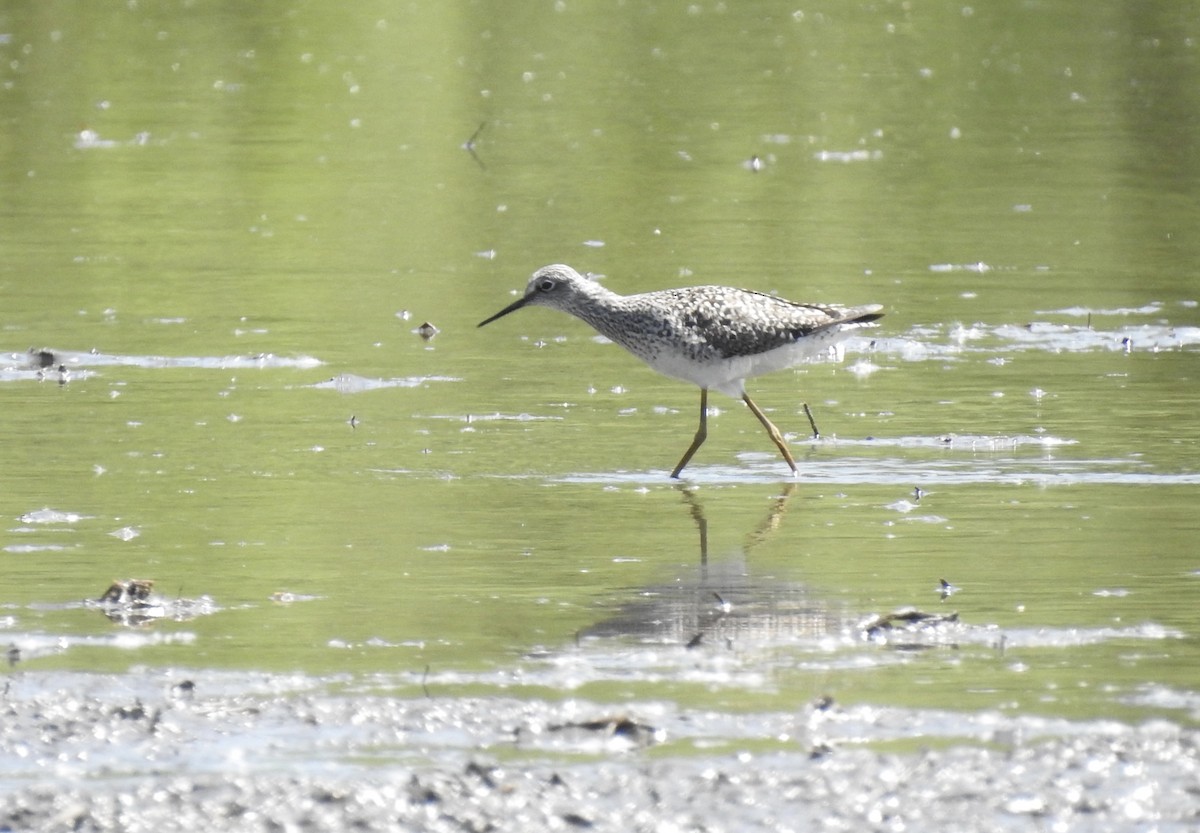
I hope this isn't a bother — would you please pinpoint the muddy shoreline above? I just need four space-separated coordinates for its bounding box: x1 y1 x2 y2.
1 671 1196 831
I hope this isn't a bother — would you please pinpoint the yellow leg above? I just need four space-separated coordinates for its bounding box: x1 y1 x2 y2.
671 389 709 479
743 393 798 475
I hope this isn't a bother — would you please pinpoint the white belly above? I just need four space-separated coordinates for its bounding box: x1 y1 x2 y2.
642 329 852 398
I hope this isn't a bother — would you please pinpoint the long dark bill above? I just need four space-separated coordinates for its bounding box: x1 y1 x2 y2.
478 294 531 328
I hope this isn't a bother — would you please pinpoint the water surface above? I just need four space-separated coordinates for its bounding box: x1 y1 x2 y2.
1 0 1198 755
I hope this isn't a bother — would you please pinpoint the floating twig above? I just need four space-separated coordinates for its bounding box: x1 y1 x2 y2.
802 403 820 439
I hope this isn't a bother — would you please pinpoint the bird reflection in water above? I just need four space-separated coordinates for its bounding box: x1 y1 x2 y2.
581 484 849 649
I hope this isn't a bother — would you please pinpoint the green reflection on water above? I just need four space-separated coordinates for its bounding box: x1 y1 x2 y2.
1 1 1197 729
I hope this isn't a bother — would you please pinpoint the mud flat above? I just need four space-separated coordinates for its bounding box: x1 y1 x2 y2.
0 671 1196 832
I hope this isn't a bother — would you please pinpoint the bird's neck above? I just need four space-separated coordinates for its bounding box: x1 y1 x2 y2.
561 282 626 331
564 286 666 354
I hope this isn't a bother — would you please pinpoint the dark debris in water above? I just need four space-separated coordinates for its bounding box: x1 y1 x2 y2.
413 321 440 340
860 607 966 649
0 348 75 383
87 578 219 627
542 715 663 749
98 578 155 605
27 348 57 369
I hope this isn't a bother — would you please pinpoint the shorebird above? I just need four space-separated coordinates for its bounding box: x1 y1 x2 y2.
479 264 882 478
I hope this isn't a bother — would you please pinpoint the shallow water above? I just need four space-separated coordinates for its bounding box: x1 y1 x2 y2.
1 0 1198 781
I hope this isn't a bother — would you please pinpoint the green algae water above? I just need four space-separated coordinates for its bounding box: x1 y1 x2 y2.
2 0 1198 739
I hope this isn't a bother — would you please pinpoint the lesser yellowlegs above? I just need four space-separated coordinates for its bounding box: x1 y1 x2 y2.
479 264 883 478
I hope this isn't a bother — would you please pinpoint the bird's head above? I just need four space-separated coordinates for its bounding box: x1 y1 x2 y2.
478 264 594 327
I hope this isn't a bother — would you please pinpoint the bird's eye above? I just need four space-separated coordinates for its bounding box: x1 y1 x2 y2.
538 279 555 292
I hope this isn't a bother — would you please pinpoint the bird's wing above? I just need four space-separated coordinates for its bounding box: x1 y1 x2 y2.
668 288 874 359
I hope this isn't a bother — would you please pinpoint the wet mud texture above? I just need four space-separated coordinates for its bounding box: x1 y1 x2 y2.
1 678 1197 832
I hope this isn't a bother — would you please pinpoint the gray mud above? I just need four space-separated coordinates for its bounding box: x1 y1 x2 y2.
1 672 1196 832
